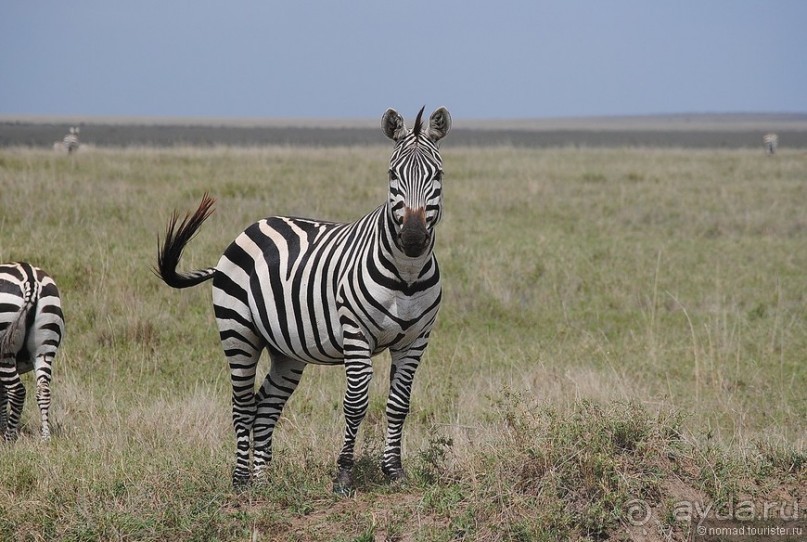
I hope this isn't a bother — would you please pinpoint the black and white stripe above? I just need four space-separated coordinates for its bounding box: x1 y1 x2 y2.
156 106 451 491
763 133 778 155
63 127 80 154
0 262 64 441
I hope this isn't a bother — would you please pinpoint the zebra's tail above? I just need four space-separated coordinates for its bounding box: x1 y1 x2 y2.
155 193 218 289
0 268 39 361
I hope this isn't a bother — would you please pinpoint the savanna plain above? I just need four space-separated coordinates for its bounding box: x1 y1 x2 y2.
0 142 804 541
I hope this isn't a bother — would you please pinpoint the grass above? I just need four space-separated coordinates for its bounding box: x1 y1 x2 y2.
0 144 804 541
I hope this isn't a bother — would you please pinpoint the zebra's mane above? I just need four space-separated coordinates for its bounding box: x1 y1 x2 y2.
412 106 426 139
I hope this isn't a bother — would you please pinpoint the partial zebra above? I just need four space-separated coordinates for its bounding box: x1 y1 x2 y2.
0 262 64 441
763 133 778 155
62 126 80 154
156 106 451 492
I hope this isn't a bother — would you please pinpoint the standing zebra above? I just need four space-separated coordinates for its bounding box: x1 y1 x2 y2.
0 262 64 441
763 132 778 155
156 106 451 491
63 126 80 154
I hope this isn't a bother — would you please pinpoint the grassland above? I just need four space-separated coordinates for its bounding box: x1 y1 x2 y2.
0 144 804 541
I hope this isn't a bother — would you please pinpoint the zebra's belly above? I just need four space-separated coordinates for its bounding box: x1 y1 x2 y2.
248 283 439 364
15 359 34 374
248 284 346 364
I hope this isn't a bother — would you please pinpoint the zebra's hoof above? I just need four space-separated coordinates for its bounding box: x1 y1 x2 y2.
382 459 407 482
333 468 355 497
384 467 407 483
232 471 252 490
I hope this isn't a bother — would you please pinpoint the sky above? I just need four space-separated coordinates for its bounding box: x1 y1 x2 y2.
1 1 805 120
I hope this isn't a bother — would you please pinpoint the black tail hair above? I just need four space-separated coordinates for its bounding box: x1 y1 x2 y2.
155 193 218 289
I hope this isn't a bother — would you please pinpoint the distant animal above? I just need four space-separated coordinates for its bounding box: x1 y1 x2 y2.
763 133 778 155
63 126 80 154
156 106 451 492
0 262 64 441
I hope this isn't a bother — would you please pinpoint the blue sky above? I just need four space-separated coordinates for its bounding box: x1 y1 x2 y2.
1 1 805 120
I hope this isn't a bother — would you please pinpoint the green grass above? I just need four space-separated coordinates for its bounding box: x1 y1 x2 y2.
0 145 804 541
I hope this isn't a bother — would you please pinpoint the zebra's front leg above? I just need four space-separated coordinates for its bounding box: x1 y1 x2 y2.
382 340 427 481
252 355 306 481
334 336 373 495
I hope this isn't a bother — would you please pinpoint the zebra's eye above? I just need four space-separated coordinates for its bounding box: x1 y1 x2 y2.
389 170 398 182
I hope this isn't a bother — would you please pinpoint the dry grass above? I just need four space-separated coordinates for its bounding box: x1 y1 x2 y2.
0 144 804 541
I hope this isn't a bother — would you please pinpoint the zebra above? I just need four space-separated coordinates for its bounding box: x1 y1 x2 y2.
156 106 451 492
0 262 64 441
763 133 778 155
63 126 80 154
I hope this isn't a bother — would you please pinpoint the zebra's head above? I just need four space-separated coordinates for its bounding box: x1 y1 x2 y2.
382 106 451 258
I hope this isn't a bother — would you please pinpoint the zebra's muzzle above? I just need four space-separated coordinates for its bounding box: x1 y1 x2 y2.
399 208 429 257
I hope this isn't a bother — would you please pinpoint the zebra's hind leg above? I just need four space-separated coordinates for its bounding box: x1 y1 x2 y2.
34 354 54 440
0 363 26 441
0 385 7 433
218 320 264 488
252 354 306 481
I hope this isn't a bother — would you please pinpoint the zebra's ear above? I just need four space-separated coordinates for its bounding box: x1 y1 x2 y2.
428 107 451 142
382 109 407 141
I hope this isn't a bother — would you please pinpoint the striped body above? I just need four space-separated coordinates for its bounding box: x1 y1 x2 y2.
216 207 441 364
0 262 64 440
763 133 778 155
157 106 451 490
63 126 80 154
